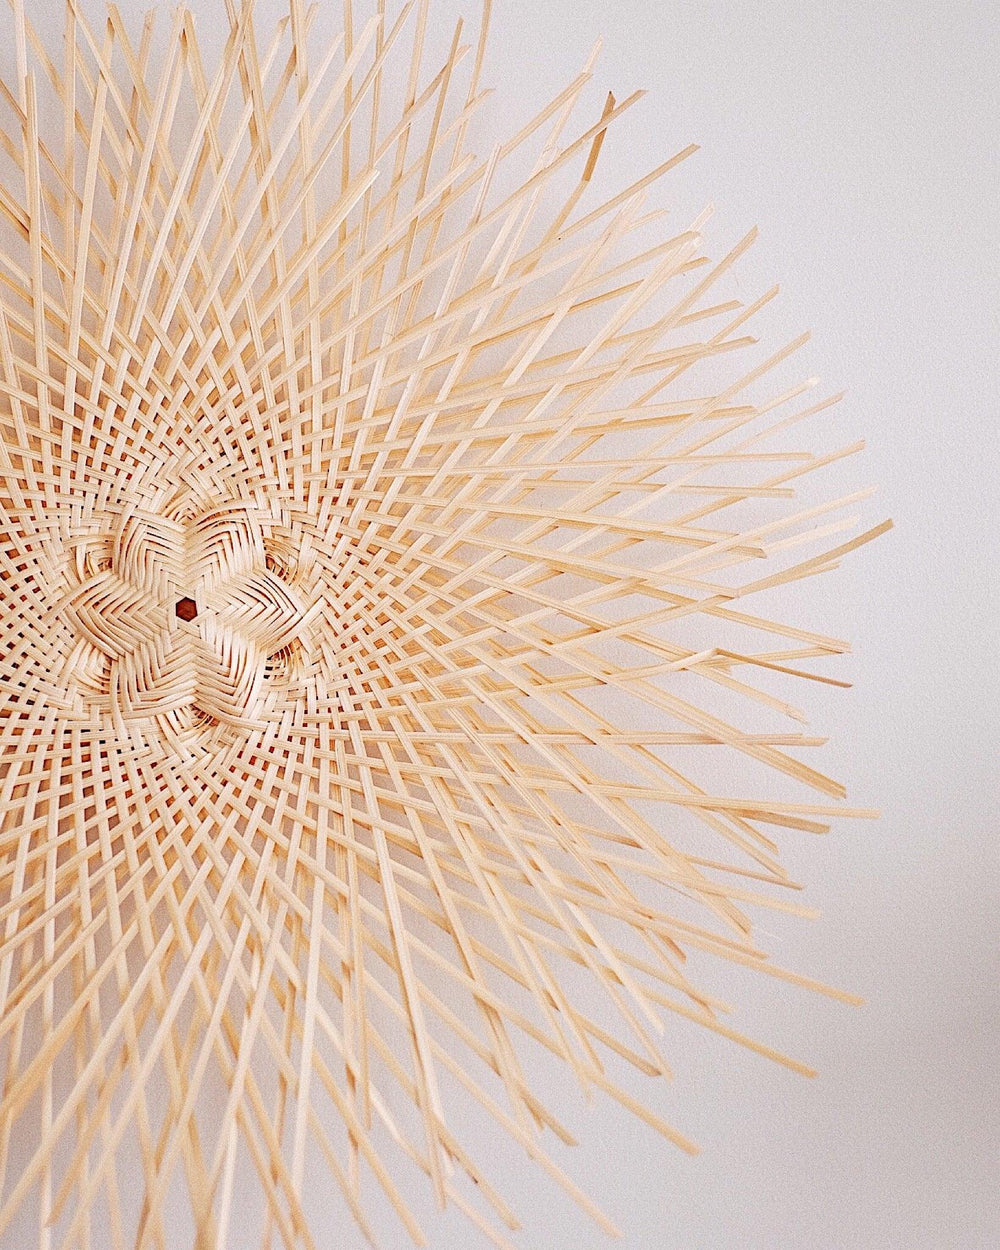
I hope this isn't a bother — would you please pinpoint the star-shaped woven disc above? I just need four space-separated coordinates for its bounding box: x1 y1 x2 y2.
0 3 887 1247
63 490 315 735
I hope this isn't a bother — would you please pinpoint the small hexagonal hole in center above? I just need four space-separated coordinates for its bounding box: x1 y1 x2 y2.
175 597 198 622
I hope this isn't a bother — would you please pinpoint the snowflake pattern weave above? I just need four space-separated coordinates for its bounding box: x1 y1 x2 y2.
0 2 887 1246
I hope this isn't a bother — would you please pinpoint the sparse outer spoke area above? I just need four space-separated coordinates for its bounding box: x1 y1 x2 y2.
0 2 888 1248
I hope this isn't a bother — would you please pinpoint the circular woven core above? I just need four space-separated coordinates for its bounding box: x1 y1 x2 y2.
52 474 321 750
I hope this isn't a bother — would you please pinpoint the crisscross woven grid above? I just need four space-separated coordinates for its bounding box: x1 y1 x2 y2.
0 2 886 1246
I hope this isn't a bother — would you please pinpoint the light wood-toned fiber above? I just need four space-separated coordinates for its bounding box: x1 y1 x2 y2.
0 2 887 1245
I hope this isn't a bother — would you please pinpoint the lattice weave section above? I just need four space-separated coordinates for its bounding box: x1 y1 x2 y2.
0 2 887 1247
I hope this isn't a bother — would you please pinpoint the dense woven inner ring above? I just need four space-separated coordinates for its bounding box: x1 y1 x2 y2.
63 502 311 728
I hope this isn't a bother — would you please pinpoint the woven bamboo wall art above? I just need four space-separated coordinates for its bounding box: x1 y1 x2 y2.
0 1 890 1245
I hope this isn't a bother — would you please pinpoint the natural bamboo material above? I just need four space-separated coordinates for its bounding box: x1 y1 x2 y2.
0 1 889 1245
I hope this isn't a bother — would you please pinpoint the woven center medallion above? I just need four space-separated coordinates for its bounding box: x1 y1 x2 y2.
63 501 312 731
